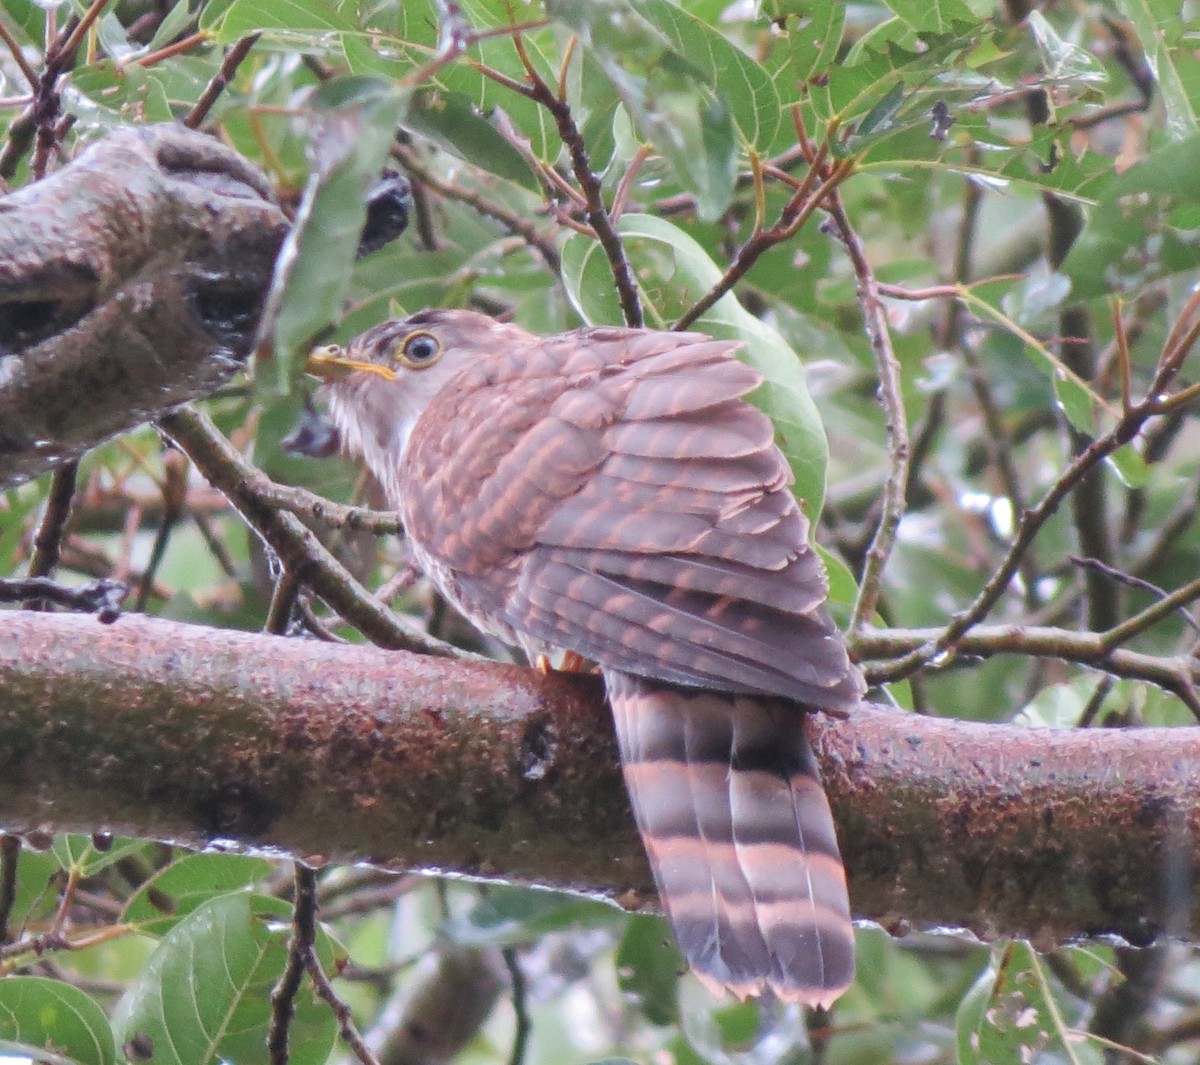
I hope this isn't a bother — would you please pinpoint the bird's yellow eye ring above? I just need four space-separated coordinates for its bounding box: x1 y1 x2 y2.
397 330 442 368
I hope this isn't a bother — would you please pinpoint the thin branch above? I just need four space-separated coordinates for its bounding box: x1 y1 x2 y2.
0 577 126 622
0 837 19 945
135 450 187 613
510 35 642 327
183 33 260 130
1101 573 1200 653
503 948 530 1065
394 146 561 275
1071 556 1200 637
824 189 910 634
0 20 38 89
265 570 303 637
129 30 203 69
269 863 317 1065
26 460 79 583
157 407 466 659
253 480 402 536
307 947 382 1065
863 393 1159 684
673 157 853 332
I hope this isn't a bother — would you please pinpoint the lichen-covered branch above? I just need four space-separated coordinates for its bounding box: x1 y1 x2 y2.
1 609 1197 949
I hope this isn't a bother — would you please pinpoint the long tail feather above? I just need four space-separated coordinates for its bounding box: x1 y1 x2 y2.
607 670 854 1007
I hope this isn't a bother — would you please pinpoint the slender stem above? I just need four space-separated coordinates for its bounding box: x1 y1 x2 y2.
0 837 19 945
0 20 38 89
825 190 910 634
1101 573 1200 652
512 36 642 327
306 948 382 1065
183 33 260 129
158 407 467 659
864 397 1155 682
673 157 852 332
26 460 78 586
503 948 530 1065
269 864 317 1065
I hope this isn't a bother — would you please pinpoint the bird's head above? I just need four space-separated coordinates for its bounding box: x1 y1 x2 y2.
305 308 526 489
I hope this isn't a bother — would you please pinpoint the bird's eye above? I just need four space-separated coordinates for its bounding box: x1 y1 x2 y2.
398 331 442 368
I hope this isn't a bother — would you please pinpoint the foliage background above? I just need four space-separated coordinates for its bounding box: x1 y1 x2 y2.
1 0 1199 1062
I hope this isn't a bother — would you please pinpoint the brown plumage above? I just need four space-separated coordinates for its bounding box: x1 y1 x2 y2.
309 308 864 1006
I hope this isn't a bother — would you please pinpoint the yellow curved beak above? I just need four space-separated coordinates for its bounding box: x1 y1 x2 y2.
305 345 396 382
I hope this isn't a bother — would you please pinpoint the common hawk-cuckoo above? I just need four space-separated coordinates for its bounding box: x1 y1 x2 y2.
308 308 864 1006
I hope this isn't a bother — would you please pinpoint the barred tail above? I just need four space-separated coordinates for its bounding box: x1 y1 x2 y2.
607 670 854 1008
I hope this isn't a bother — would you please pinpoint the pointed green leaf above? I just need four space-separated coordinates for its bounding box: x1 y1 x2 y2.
616 915 681 1026
0 977 117 1065
881 0 977 34
123 854 273 937
111 894 338 1065
52 835 148 878
1113 0 1198 140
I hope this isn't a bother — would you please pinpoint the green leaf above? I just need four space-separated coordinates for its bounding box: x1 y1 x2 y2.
546 0 778 219
1107 444 1150 489
881 0 977 34
1062 155 1200 299
1026 11 1108 88
615 915 681 1026
769 2 846 86
958 287 1114 435
0 977 117 1065
52 835 147 878
1113 0 1199 140
258 75 409 394
2 847 60 933
123 854 274 937
403 89 539 190
110 894 338 1065
203 0 356 44
561 213 830 517
146 1 196 52
1111 134 1200 200
956 943 1089 1065
446 886 620 948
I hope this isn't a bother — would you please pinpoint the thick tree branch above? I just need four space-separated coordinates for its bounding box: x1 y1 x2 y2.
1 610 1196 950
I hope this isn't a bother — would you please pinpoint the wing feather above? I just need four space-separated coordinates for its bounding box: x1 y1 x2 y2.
402 324 862 709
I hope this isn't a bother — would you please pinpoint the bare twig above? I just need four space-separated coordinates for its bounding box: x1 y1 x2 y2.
1 577 126 622
269 863 317 1065
307 946 382 1065
250 480 402 536
503 948 530 1065
824 190 910 633
26 460 79 584
0 836 20 945
1071 556 1200 637
183 33 260 130
265 569 303 637
510 35 642 327
1101 573 1200 654
395 146 561 274
674 153 854 331
863 392 1160 684
0 20 39 89
135 450 187 613
157 407 465 659
130 30 204 69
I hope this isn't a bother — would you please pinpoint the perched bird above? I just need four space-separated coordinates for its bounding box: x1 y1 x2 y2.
307 308 864 1007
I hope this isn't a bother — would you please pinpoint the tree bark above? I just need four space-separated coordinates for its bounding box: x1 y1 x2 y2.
1 610 1196 948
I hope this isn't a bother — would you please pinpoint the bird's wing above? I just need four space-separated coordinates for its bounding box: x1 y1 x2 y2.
404 328 861 709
